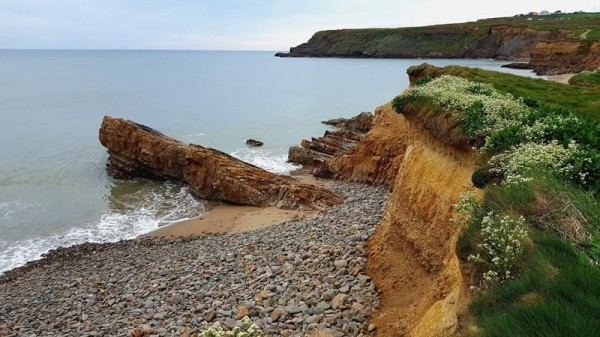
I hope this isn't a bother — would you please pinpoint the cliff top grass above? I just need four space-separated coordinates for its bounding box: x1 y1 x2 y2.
570 68 600 87
407 64 600 120
313 12 600 42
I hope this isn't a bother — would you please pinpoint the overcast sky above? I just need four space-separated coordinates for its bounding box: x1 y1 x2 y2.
0 0 596 51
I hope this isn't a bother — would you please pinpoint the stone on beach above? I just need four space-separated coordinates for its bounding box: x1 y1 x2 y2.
0 182 388 336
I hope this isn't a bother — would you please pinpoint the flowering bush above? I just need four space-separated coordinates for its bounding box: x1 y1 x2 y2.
451 190 481 227
488 140 583 186
200 317 263 337
398 75 531 142
468 212 529 288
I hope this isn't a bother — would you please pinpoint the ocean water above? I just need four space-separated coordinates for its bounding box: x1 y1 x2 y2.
0 50 543 273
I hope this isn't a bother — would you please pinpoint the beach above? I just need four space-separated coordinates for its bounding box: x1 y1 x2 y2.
0 181 387 337
147 170 324 238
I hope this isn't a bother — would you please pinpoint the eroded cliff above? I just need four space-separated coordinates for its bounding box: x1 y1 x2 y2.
322 104 477 336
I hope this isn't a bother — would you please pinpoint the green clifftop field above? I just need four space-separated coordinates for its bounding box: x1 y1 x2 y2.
278 13 600 75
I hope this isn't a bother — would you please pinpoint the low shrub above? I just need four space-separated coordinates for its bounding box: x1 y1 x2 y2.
414 76 434 86
467 212 529 288
200 317 262 337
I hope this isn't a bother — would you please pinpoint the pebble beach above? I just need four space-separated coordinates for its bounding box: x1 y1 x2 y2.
0 182 388 337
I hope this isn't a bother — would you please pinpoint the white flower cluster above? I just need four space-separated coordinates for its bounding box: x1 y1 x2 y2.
522 114 585 143
468 212 528 288
404 75 530 139
488 140 581 186
451 190 479 227
200 317 262 337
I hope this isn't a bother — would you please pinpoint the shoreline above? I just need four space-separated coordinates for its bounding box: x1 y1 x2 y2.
146 168 327 238
0 181 388 336
547 73 575 84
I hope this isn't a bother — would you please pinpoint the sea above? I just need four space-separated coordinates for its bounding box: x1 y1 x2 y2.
0 50 544 273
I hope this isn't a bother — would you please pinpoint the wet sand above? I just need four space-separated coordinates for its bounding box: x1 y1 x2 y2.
146 169 328 238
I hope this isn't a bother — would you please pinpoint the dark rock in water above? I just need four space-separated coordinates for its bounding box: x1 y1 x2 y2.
322 112 374 133
246 139 264 147
99 116 343 210
502 62 532 69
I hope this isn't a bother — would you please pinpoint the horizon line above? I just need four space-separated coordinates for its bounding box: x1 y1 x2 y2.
0 48 283 53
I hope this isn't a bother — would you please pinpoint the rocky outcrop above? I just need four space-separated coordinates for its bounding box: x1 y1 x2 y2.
527 40 600 75
322 111 374 133
470 25 568 60
245 139 264 147
99 116 343 210
322 103 476 337
288 113 373 168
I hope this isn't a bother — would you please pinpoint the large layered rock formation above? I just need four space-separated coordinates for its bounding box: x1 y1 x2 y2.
99 116 344 210
288 112 373 167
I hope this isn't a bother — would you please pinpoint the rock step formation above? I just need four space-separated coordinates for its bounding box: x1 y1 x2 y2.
288 112 373 168
99 116 343 210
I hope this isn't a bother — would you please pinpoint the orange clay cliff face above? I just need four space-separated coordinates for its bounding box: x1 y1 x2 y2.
323 104 477 336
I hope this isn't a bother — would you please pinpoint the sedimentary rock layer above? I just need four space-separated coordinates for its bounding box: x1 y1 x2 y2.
323 103 477 336
288 112 373 168
99 116 343 210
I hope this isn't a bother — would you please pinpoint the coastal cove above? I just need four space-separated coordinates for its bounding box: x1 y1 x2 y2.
0 50 543 274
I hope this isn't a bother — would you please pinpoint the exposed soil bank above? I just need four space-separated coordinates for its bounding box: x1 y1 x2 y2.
322 103 477 336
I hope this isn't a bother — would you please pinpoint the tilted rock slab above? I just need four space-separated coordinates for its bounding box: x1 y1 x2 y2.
99 116 344 210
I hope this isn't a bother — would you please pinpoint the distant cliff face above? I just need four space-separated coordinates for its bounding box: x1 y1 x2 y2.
277 18 600 74
528 40 600 75
278 25 568 60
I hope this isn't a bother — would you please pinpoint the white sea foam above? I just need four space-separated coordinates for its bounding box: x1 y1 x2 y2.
180 132 207 141
0 184 204 274
230 147 299 175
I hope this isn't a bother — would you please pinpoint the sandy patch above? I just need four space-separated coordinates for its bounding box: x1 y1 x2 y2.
145 171 327 238
548 73 574 84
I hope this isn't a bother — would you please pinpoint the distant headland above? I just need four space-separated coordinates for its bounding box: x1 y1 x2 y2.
276 12 600 75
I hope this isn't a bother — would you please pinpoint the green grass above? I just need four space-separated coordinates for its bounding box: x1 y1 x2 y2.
465 231 600 337
476 13 600 38
570 69 600 87
587 29 600 40
483 171 600 236
408 64 600 120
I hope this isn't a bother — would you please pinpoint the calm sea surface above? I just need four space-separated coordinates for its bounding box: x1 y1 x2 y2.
0 50 543 273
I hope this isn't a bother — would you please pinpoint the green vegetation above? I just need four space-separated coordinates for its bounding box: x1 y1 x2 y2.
292 13 600 58
393 64 600 336
407 64 600 119
465 231 600 337
570 68 600 87
199 317 263 337
478 13 600 40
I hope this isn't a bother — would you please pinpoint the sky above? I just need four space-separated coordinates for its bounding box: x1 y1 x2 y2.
0 0 597 51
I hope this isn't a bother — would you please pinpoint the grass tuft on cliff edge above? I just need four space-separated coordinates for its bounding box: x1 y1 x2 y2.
395 64 600 336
